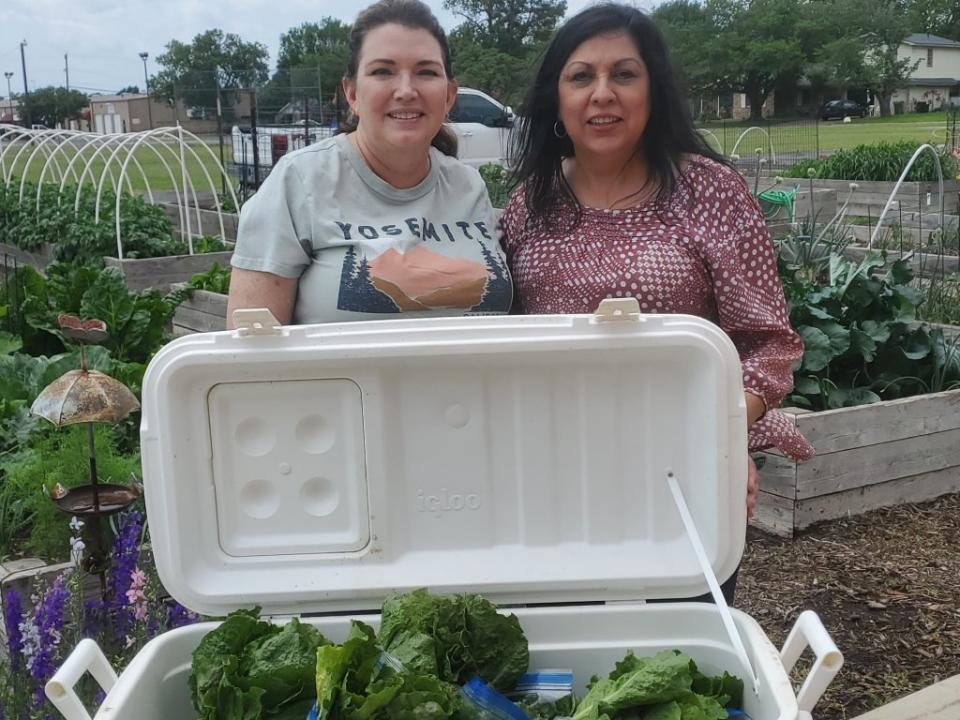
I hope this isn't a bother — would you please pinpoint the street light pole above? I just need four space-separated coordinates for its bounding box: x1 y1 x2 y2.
2 72 12 122
139 52 153 130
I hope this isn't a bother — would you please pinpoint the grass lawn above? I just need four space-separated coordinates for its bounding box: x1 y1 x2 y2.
1 137 235 194
699 111 956 155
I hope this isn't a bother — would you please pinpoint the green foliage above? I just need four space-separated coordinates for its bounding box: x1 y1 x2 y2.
0 182 189 262
18 86 89 128
187 263 232 295
378 589 529 692
444 0 566 57
479 164 510 209
190 608 329 720
22 263 177 361
572 650 740 720
152 29 269 119
0 425 141 560
780 248 960 410
785 142 957 182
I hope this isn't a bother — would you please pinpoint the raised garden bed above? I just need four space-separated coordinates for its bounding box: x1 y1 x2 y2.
753 387 960 537
842 244 959 277
806 178 959 216
105 251 234 292
171 283 227 335
0 241 56 272
157 203 239 241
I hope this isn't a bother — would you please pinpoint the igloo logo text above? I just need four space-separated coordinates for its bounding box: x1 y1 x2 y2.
416 488 482 515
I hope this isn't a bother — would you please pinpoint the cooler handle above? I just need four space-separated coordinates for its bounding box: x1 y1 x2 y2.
780 610 844 713
45 638 119 720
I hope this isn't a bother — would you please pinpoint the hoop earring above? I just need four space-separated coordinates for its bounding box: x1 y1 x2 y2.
553 121 566 138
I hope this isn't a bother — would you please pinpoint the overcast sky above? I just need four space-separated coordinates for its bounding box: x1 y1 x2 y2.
0 0 649 98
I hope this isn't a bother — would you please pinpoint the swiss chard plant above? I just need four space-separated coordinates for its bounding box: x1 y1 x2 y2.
781 249 960 410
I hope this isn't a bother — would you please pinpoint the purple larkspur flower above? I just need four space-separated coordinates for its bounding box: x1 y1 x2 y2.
166 601 200 630
29 574 71 707
3 589 25 671
108 511 143 640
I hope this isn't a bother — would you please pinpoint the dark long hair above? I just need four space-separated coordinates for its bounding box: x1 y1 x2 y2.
339 0 458 157
510 2 726 226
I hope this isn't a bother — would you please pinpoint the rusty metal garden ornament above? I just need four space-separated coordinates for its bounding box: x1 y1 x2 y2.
30 314 142 596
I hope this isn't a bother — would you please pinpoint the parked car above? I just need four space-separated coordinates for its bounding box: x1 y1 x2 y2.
447 87 515 168
820 99 867 120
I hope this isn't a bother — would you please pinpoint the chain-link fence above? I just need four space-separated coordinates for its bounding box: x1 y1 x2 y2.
947 108 959 153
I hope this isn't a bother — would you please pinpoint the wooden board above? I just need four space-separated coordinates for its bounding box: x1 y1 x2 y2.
797 426 960 498
794 388 960 453
795 466 960 530
172 287 228 334
104 251 233 292
751 490 795 537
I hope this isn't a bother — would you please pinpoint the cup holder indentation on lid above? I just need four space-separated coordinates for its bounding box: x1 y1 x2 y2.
295 414 336 454
239 478 281 519
300 476 340 517
235 417 275 457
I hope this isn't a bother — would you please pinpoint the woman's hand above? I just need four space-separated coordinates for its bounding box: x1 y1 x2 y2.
746 454 759 521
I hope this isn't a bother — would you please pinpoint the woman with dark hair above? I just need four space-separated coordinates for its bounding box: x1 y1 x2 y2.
502 3 812 600
227 0 512 325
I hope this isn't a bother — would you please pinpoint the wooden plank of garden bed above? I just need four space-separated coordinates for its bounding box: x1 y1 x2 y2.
752 490 795 537
172 305 227 333
104 250 233 291
796 426 960 499
794 389 960 454
0 242 55 272
794 465 960 530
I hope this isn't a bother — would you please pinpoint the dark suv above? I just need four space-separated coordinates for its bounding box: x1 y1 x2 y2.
820 99 867 120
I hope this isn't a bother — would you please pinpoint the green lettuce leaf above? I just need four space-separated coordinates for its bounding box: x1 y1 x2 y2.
378 589 528 691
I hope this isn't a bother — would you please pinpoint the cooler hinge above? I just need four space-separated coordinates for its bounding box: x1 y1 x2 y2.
232 308 282 336
593 298 643 322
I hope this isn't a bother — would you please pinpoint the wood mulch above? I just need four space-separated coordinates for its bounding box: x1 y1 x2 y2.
739 492 960 719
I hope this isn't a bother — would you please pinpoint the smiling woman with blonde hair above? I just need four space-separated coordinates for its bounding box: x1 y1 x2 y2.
502 2 813 603
227 0 512 326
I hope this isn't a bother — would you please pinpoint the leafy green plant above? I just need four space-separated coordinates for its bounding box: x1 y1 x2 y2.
780 249 960 410
20 263 181 371
479 163 510 209
0 425 141 560
186 262 232 295
0 182 232 263
785 141 957 182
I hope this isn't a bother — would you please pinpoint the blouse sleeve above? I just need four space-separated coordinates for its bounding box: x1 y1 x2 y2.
499 187 527 256
703 171 814 461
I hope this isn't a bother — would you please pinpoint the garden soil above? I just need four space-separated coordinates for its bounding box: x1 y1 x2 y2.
739 492 960 719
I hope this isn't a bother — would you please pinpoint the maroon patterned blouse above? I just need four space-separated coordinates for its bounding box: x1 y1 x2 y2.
501 156 813 461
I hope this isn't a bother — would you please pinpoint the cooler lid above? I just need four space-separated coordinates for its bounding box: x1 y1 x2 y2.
141 303 747 616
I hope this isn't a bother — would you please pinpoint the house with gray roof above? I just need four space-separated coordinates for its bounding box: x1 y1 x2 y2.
892 33 960 111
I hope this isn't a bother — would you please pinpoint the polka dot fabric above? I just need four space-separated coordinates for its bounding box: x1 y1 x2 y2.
502 156 814 461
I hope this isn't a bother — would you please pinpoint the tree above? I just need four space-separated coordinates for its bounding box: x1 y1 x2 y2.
705 0 806 120
116 85 140 95
653 1 718 97
443 0 566 57
19 87 88 128
152 29 269 118
906 0 960 41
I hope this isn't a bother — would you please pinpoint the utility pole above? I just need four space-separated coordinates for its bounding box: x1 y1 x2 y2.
139 52 153 130
64 53 69 91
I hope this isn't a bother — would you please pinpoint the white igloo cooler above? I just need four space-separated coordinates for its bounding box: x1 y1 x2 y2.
47 301 842 720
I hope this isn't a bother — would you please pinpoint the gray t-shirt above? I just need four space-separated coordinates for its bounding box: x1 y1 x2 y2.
232 134 512 324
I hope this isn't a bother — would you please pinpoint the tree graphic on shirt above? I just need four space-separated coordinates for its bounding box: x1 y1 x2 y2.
337 245 400 313
471 241 512 313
